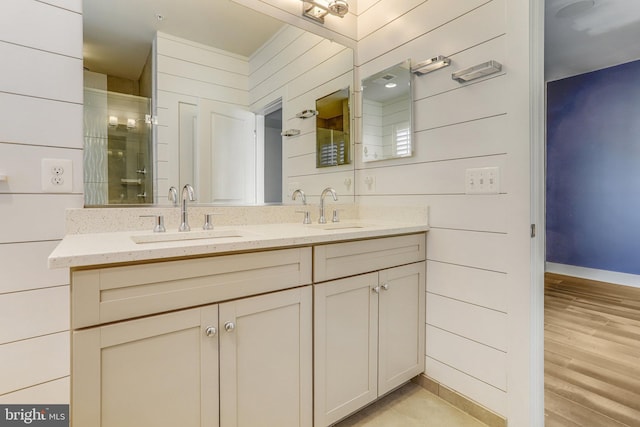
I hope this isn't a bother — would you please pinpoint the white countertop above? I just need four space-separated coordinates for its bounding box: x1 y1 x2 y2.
48 220 429 269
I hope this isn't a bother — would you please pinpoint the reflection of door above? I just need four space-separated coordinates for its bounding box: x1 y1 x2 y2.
264 108 282 204
198 100 256 204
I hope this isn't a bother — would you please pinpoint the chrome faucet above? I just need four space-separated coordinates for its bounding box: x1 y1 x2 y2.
179 184 195 232
168 186 178 206
292 189 311 224
319 187 338 224
292 189 307 204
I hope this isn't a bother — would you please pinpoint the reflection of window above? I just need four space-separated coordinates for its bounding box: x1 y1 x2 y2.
394 122 411 157
318 129 347 167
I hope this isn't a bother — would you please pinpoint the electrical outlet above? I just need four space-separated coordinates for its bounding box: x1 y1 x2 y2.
42 158 72 193
465 167 500 195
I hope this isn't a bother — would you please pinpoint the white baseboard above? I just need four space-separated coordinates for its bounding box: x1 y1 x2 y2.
546 262 640 289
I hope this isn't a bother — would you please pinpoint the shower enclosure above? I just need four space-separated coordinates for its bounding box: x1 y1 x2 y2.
84 89 153 205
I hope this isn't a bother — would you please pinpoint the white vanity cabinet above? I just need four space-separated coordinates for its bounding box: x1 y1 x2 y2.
313 234 426 427
71 248 312 427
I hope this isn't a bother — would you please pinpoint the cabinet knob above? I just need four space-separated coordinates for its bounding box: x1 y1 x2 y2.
224 321 236 332
372 285 380 294
205 326 217 337
381 283 389 291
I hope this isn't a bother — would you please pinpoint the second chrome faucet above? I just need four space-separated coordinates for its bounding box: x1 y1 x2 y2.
179 184 195 231
319 187 338 224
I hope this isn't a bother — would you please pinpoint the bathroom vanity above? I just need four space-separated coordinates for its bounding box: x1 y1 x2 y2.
50 216 428 427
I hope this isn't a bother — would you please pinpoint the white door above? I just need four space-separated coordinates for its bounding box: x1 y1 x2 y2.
198 99 256 204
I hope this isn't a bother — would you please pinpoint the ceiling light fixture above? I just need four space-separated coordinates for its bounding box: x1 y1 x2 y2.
411 55 451 75
301 0 349 24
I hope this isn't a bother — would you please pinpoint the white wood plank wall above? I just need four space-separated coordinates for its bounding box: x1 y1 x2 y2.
0 0 83 404
249 25 354 204
355 0 532 419
154 32 251 202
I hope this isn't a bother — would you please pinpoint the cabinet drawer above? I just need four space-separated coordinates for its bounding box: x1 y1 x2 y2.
313 234 426 282
72 247 312 328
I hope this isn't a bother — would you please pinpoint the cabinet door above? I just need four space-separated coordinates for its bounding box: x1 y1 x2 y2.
72 305 219 427
314 272 379 427
378 262 426 395
219 286 312 427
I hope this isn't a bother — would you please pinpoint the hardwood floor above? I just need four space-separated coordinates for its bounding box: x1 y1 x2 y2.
545 273 640 427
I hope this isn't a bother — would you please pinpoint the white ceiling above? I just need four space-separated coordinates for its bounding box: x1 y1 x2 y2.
545 0 640 81
83 0 285 80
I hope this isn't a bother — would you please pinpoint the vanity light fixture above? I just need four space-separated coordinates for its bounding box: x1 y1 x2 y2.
452 60 502 83
108 116 118 127
385 82 397 88
127 118 137 129
301 0 349 24
145 114 158 125
296 109 318 119
281 129 301 137
411 55 451 75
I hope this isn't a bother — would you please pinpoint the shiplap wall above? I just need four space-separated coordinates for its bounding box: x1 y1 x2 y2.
0 0 83 403
362 96 411 161
355 0 533 422
249 25 354 204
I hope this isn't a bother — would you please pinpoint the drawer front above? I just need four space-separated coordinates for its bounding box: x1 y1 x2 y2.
313 234 426 282
72 247 312 329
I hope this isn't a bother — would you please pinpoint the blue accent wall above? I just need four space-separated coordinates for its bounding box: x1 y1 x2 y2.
546 60 640 275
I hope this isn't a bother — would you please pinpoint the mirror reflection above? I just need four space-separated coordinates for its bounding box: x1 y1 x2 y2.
316 88 351 168
82 0 354 206
361 60 413 163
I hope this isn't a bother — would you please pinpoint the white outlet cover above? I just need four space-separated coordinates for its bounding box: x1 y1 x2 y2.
42 158 73 193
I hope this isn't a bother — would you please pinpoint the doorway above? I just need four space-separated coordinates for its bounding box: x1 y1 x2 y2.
263 105 283 204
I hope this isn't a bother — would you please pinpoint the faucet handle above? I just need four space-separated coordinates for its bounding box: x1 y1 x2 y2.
140 215 166 233
203 212 223 230
295 210 311 225
332 208 343 223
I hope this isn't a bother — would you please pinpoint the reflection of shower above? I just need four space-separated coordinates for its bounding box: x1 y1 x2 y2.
83 88 153 205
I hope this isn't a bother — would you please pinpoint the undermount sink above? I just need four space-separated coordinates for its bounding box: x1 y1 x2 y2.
131 229 246 244
308 223 369 231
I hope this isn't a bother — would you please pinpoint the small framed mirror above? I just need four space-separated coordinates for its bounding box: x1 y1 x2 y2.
316 87 351 168
361 60 412 162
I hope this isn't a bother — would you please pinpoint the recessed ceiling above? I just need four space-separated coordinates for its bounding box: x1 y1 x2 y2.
545 0 640 81
83 0 285 81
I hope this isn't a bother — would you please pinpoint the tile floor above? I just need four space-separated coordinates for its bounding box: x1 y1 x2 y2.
334 382 489 427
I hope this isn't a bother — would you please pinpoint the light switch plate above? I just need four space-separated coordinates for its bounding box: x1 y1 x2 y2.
465 167 500 195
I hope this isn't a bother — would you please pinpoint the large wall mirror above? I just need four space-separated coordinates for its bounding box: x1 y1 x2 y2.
82 0 354 206
361 60 413 163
